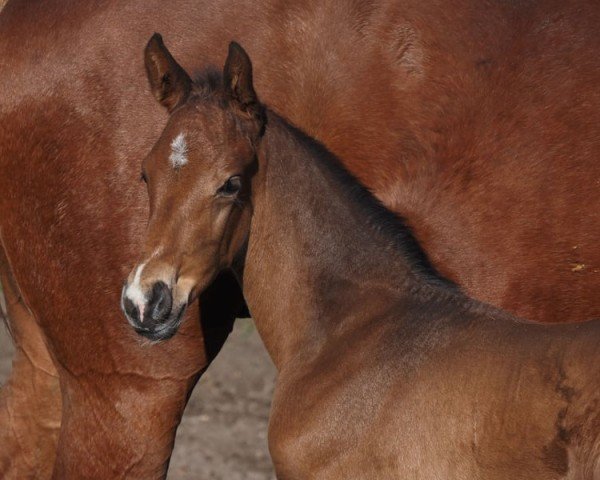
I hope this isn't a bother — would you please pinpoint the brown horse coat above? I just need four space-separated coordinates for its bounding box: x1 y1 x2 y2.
1 0 599 477
127 43 600 479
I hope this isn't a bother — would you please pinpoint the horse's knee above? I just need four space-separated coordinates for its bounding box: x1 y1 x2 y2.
0 267 62 479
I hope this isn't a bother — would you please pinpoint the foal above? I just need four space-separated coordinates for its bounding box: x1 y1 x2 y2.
123 40 600 478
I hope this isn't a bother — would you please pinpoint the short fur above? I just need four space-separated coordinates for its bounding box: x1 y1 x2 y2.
1 0 599 476
133 43 600 478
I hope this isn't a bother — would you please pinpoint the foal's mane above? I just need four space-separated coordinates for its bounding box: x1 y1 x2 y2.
283 121 458 292
189 69 456 291
191 68 223 99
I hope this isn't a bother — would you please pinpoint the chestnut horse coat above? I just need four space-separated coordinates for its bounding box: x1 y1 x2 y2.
0 0 598 477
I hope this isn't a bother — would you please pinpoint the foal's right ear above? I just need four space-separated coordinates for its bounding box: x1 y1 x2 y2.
144 33 192 112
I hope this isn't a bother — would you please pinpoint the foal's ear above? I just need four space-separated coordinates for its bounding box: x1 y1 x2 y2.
144 33 192 112
223 42 264 124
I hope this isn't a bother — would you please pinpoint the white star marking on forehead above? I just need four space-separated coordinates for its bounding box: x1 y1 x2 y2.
170 133 188 169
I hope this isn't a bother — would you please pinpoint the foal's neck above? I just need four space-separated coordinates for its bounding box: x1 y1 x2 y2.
242 113 452 369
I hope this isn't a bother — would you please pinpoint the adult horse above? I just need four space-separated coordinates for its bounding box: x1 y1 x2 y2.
0 0 599 477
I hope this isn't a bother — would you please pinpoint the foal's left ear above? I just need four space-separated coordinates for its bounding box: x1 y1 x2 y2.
223 42 265 126
144 33 192 112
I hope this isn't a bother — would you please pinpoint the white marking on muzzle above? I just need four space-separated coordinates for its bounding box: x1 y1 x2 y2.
170 133 188 169
125 262 147 322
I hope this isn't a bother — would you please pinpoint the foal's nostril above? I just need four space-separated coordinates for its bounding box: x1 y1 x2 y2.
147 281 173 324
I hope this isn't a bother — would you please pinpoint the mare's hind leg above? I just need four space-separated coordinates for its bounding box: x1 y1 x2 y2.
0 249 62 479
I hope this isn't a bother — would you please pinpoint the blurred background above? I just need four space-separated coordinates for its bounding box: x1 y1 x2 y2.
0 285 277 479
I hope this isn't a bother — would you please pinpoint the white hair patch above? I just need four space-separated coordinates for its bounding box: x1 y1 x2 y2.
124 262 147 322
170 133 188 168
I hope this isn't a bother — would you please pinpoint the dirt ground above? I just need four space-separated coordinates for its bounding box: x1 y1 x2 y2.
0 313 277 479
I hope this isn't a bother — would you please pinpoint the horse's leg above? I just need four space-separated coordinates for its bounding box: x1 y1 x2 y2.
0 247 62 479
48 272 241 479
52 366 198 478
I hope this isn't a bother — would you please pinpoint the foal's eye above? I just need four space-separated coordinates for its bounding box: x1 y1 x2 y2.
217 175 242 196
140 171 148 184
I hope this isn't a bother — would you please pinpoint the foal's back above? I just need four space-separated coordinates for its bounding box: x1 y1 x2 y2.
270 294 600 479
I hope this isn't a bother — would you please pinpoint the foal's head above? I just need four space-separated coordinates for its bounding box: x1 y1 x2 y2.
121 34 265 340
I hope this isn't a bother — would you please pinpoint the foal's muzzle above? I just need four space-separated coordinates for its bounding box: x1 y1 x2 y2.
121 281 184 341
